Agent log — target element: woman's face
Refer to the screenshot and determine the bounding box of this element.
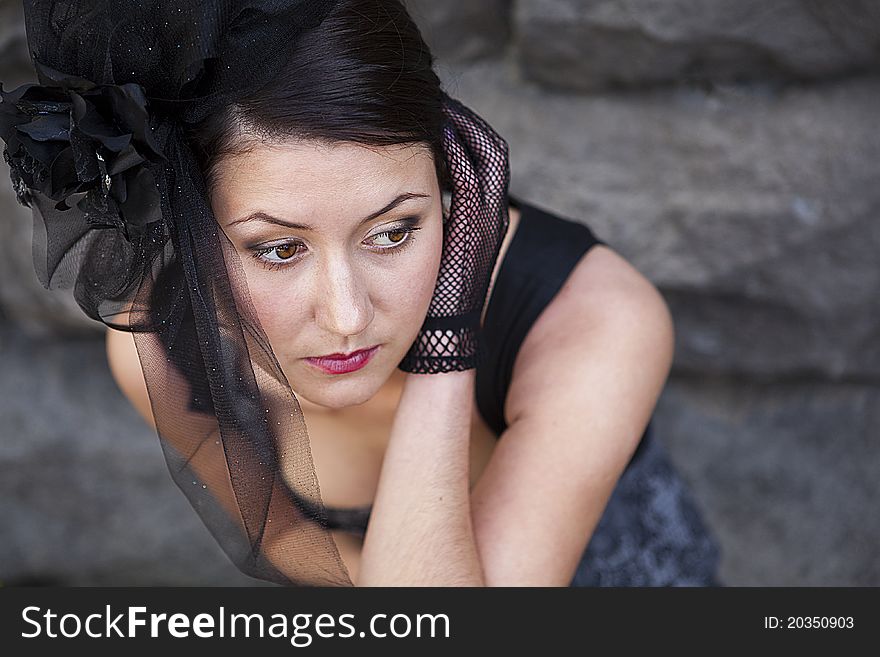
[210,139,443,411]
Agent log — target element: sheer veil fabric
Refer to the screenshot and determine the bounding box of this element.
[0,0,510,585]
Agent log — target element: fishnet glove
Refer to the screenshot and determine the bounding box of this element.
[398,94,510,374]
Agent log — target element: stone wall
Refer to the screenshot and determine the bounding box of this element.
[517,1,880,90]
[1,1,877,585]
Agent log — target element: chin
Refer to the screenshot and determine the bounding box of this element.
[293,372,383,411]
[321,390,372,410]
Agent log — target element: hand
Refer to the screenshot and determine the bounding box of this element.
[397,94,510,374]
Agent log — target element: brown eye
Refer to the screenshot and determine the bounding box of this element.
[250,241,306,270]
[274,244,300,259]
[370,227,419,249]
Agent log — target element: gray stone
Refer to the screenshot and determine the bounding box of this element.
[654,375,880,585]
[438,59,880,380]
[0,324,273,585]
[405,0,512,65]
[0,0,27,74]
[516,0,880,91]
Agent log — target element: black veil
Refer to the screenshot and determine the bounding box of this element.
[0,0,510,586]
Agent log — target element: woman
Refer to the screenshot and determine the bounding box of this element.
[5,0,721,585]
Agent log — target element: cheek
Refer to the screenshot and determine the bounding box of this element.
[242,274,308,346]
[395,219,444,321]
[379,247,440,325]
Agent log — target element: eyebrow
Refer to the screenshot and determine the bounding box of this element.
[226,192,432,231]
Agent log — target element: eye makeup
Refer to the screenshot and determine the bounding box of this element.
[246,215,424,271]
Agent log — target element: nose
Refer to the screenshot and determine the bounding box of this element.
[313,255,374,338]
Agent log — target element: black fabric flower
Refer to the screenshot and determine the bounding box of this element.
[0,61,166,242]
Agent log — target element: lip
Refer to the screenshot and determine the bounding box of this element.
[305,345,380,375]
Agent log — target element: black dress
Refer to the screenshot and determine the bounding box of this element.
[314,194,723,586]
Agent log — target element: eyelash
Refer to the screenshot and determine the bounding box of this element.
[248,219,423,272]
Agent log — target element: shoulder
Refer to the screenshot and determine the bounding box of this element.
[503,242,675,428]
[105,326,157,429]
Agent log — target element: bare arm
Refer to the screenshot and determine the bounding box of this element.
[356,369,484,586]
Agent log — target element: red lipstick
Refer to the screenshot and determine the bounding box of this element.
[305,345,380,374]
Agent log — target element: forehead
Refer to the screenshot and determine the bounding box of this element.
[211,140,436,218]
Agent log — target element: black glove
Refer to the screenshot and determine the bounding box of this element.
[398,94,511,374]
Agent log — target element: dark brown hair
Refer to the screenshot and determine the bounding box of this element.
[185,0,452,199]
